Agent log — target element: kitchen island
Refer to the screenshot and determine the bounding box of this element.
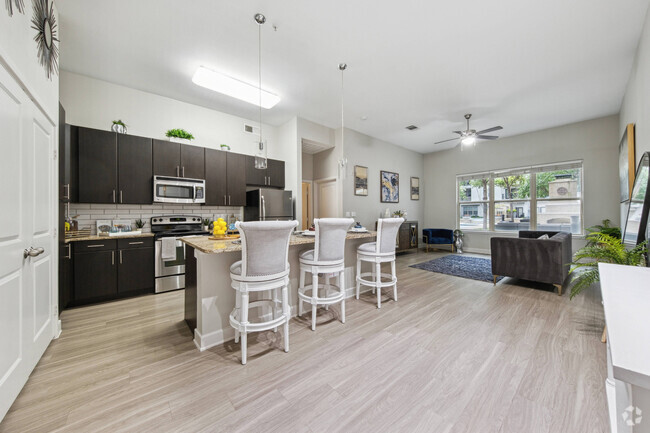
[182,231,376,351]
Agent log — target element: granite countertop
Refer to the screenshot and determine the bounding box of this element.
[64,233,154,243]
[182,231,377,254]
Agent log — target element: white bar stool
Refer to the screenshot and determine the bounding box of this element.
[298,218,354,331]
[229,220,298,365]
[355,218,404,308]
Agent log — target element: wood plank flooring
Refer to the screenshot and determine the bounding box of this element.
[0,250,608,432]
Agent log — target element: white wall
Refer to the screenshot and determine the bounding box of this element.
[423,115,620,253]
[341,128,424,231]
[302,152,314,180]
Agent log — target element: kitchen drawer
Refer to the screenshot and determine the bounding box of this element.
[74,240,117,252]
[118,237,154,249]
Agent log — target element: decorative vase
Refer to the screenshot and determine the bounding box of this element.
[169,136,191,145]
[111,123,127,134]
[454,229,464,254]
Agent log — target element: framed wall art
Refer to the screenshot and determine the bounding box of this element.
[411,177,420,200]
[619,123,636,203]
[380,170,399,203]
[354,165,368,196]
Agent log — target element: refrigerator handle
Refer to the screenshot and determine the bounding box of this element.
[261,195,266,220]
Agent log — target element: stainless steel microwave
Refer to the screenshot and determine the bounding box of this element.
[153,176,205,204]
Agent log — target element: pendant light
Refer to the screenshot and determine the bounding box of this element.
[254,13,268,170]
[338,63,348,179]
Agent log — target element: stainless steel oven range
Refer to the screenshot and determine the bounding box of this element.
[152,215,208,293]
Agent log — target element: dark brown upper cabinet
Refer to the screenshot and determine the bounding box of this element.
[153,139,204,179]
[78,127,118,203]
[118,134,152,204]
[205,150,246,206]
[245,156,285,189]
[77,126,152,204]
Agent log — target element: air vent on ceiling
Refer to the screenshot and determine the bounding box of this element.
[244,124,260,136]
[405,125,418,131]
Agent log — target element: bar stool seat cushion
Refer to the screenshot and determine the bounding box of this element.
[230,261,242,276]
[358,242,376,253]
[299,249,314,261]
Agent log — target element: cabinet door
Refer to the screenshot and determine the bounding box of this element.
[78,127,117,203]
[246,155,266,186]
[118,134,152,204]
[153,139,181,177]
[118,247,154,293]
[267,159,285,188]
[74,250,117,301]
[59,243,73,311]
[397,224,410,251]
[226,152,247,206]
[204,148,227,206]
[180,144,205,179]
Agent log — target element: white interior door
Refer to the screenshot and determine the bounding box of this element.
[316,179,340,218]
[0,63,56,420]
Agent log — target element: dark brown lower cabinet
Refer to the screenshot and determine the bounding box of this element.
[71,238,154,306]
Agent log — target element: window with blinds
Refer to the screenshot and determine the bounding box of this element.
[456,161,583,234]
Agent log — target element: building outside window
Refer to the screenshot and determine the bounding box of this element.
[457,161,583,234]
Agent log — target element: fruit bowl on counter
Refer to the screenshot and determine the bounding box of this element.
[210,217,239,240]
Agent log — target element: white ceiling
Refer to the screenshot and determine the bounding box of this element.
[57,0,650,153]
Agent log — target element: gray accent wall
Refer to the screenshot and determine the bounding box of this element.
[422,115,620,253]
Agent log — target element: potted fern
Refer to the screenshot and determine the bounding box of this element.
[568,232,647,299]
[166,128,194,144]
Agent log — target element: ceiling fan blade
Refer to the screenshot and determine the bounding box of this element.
[475,126,503,134]
[434,137,461,144]
[476,135,499,140]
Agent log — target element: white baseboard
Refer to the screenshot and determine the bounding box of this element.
[54,319,62,339]
[463,247,491,255]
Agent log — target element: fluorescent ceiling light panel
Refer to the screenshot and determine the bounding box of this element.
[192,66,280,109]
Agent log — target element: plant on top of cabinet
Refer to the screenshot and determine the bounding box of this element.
[111,120,127,134]
[166,128,194,144]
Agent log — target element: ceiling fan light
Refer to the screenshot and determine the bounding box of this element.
[461,136,476,146]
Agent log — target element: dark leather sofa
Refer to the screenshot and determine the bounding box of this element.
[490,231,572,295]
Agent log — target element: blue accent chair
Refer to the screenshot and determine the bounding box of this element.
[422,228,454,252]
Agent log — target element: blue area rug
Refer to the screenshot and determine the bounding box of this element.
[410,255,503,283]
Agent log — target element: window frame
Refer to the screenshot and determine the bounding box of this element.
[456,161,584,235]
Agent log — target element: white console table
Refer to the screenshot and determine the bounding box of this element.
[600,263,650,433]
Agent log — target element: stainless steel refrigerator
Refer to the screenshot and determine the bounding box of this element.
[244,189,294,221]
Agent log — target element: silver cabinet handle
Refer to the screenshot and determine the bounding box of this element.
[128,241,144,245]
[112,251,115,265]
[176,166,180,177]
[120,190,123,203]
[182,166,185,177]
[23,247,44,259]
[119,250,123,264]
[229,195,231,205]
[87,244,104,248]
[113,190,116,203]
[63,184,70,200]
[268,176,271,185]
[65,243,71,259]
[224,195,227,205]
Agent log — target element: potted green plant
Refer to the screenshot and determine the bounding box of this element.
[567,232,647,299]
[166,128,194,144]
[134,219,145,230]
[202,218,211,232]
[111,120,127,134]
[392,210,407,219]
[585,219,621,245]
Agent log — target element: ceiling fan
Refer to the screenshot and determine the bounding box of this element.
[434,114,503,146]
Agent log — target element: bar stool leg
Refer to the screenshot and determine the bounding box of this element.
[273,287,278,332]
[282,285,289,352]
[391,259,397,302]
[325,274,330,311]
[371,264,376,295]
[311,272,319,331]
[298,268,305,317]
[356,257,361,300]
[339,270,345,324]
[376,262,382,309]
[234,291,241,344]
[241,292,249,365]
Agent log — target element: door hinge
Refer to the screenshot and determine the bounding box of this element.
[53,228,57,237]
[53,149,57,160]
